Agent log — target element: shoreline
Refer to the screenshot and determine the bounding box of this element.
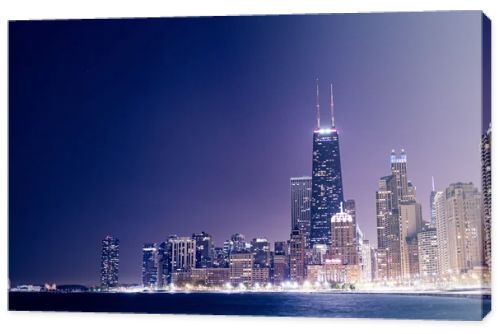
[9,288,491,300]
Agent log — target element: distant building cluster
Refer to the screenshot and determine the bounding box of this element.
[374,151,488,285]
[98,83,491,291]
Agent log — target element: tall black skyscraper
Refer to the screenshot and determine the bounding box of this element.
[290,176,312,244]
[192,231,214,268]
[142,243,159,288]
[100,236,119,289]
[310,81,344,246]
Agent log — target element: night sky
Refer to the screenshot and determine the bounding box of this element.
[9,12,483,285]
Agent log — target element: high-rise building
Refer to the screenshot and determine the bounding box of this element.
[289,229,306,282]
[435,191,452,276]
[375,175,401,280]
[390,149,410,202]
[251,238,271,268]
[229,251,253,285]
[330,202,358,265]
[377,150,424,281]
[417,228,439,279]
[360,240,373,282]
[399,201,423,278]
[157,241,171,286]
[445,183,483,272]
[430,177,438,227]
[271,253,288,284]
[481,124,491,269]
[170,237,196,272]
[212,247,228,268]
[406,235,420,278]
[142,243,159,288]
[310,81,344,247]
[290,176,312,245]
[192,231,214,268]
[100,236,119,289]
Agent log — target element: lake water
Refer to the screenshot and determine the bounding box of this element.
[9,291,491,320]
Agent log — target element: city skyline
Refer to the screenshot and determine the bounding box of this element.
[9,12,482,285]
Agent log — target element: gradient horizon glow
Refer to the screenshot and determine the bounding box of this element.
[9,12,483,285]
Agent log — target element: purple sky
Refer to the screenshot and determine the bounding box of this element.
[9,12,483,285]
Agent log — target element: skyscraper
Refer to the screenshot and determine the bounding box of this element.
[390,149,410,201]
[229,252,253,285]
[142,243,159,288]
[157,240,171,286]
[399,202,423,278]
[169,236,196,272]
[290,176,312,245]
[417,228,439,279]
[445,183,483,272]
[375,175,401,280]
[289,229,306,282]
[271,252,289,284]
[100,236,119,289]
[251,237,271,268]
[330,202,358,265]
[435,183,482,276]
[481,123,491,269]
[430,177,437,227]
[192,231,214,268]
[310,81,344,247]
[434,191,452,276]
[360,240,373,282]
[376,150,422,281]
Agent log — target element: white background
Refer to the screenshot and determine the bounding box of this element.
[0,0,498,333]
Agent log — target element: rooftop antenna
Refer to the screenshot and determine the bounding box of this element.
[330,83,335,128]
[316,78,321,128]
[432,176,435,192]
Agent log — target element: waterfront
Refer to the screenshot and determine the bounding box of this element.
[9,291,491,320]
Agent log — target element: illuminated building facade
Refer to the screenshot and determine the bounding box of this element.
[251,237,271,268]
[310,82,344,247]
[291,176,312,245]
[444,183,482,272]
[417,228,438,279]
[100,236,119,289]
[330,202,358,265]
[229,252,253,285]
[142,243,159,288]
[192,231,214,268]
[375,174,401,280]
[170,237,196,272]
[481,123,491,269]
[289,229,306,282]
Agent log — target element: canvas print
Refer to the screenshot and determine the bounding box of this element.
[8,11,491,320]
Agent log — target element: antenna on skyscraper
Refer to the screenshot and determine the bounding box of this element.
[432,176,435,192]
[316,78,321,128]
[330,83,335,128]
